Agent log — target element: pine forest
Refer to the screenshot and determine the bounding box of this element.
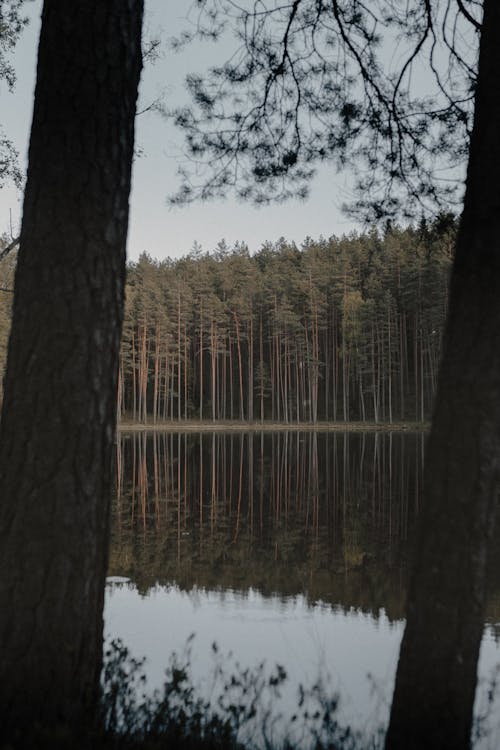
[0,218,455,424]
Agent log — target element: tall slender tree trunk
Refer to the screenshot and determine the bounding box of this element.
[413,314,419,421]
[387,4,500,747]
[399,313,405,421]
[211,319,216,422]
[153,323,160,423]
[117,358,123,421]
[228,334,234,420]
[233,311,244,421]
[248,310,254,422]
[140,322,147,422]
[0,2,143,741]
[132,328,137,421]
[332,309,338,421]
[295,339,300,423]
[199,306,204,421]
[184,322,188,420]
[177,293,182,421]
[259,314,264,421]
[163,348,170,420]
[387,303,393,424]
[371,325,379,422]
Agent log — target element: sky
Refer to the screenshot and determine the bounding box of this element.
[0,0,358,263]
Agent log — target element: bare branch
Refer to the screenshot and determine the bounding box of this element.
[0,235,19,262]
[168,0,479,220]
[456,0,482,31]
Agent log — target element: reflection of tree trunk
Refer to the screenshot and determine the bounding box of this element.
[0,3,143,739]
[249,434,254,536]
[163,433,169,517]
[177,433,181,561]
[233,434,244,542]
[199,434,203,530]
[139,432,148,531]
[387,5,500,747]
[211,432,216,533]
[116,433,123,529]
[153,433,160,527]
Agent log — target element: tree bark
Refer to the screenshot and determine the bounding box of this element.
[0,1,143,742]
[386,3,500,747]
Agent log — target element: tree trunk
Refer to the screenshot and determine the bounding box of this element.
[259,314,264,421]
[386,3,500,747]
[199,302,204,420]
[0,1,143,741]
[177,293,182,421]
[248,310,254,422]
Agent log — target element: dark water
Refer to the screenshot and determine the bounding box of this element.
[105,431,500,745]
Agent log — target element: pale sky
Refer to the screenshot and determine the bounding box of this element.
[0,1,359,261]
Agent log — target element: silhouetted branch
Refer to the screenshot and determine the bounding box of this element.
[0,235,19,262]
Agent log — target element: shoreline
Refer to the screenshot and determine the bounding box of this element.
[118,419,428,433]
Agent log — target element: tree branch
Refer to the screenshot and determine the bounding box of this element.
[0,235,19,262]
[456,0,482,31]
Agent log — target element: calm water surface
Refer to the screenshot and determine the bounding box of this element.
[105,431,500,745]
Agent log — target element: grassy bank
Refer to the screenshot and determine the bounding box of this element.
[117,419,428,433]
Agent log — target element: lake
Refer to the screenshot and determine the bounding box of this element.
[105,430,500,747]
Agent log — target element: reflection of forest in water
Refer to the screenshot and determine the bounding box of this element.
[110,431,500,628]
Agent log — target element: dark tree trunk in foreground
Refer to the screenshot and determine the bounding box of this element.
[0,1,143,743]
[386,3,500,748]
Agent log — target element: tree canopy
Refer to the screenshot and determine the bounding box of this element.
[0,0,28,188]
[170,0,481,221]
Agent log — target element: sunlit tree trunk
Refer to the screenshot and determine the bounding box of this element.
[177,293,182,421]
[332,309,338,421]
[248,310,254,422]
[117,358,123,421]
[153,323,160,423]
[131,328,137,421]
[163,346,169,420]
[387,303,393,424]
[387,4,500,747]
[228,333,234,419]
[233,311,244,420]
[259,314,264,421]
[0,1,143,740]
[199,302,204,421]
[140,322,148,423]
[399,313,405,421]
[211,318,216,422]
[184,322,188,420]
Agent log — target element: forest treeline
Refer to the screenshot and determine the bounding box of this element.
[0,217,455,422]
[119,218,454,424]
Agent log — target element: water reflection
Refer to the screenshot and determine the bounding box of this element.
[111,431,425,619]
[106,430,500,746]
